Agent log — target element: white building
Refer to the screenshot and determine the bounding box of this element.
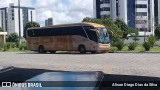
[0,3,36,37]
[0,7,8,32]
[93,0,156,36]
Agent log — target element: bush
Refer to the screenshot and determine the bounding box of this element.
[0,43,9,51]
[19,45,23,50]
[6,33,19,42]
[6,43,10,50]
[19,43,27,51]
[147,35,157,48]
[0,43,3,50]
[109,47,117,53]
[23,45,28,50]
[115,41,125,51]
[11,43,16,48]
[16,42,19,48]
[128,42,138,51]
[143,42,151,51]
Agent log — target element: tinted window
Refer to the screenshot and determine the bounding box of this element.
[85,26,98,42]
[27,26,87,38]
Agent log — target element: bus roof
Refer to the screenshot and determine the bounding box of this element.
[28,22,105,30]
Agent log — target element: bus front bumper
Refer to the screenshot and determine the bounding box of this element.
[98,44,110,52]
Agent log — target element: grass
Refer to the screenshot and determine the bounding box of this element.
[121,45,144,52]
[0,48,28,52]
[150,46,160,52]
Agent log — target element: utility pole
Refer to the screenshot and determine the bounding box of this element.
[18,0,21,45]
[31,11,33,23]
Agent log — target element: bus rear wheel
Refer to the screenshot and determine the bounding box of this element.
[91,51,97,54]
[78,45,86,54]
[50,51,56,54]
[38,45,46,53]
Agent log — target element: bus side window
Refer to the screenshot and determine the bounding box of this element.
[85,28,98,42]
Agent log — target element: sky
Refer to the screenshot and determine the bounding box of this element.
[0,0,94,26]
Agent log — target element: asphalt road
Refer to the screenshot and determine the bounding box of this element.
[0,52,160,78]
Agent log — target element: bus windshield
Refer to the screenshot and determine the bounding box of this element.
[96,27,110,44]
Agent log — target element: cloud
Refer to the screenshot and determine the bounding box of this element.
[0,0,33,7]
[35,0,93,26]
[0,0,93,26]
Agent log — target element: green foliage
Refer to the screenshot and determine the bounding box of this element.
[155,25,160,39]
[129,28,139,36]
[128,42,138,51]
[143,42,151,51]
[0,27,4,32]
[6,43,10,50]
[0,43,9,51]
[19,42,27,51]
[7,33,19,42]
[132,37,140,42]
[109,47,117,53]
[115,40,125,51]
[147,35,157,48]
[11,43,16,48]
[24,21,40,38]
[115,19,130,39]
[82,16,122,39]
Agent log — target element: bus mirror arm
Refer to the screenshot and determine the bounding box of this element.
[108,30,113,37]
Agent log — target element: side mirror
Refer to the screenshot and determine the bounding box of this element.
[108,30,113,37]
[96,30,100,36]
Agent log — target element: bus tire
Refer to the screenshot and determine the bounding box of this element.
[38,45,46,53]
[91,51,96,54]
[78,45,86,54]
[50,51,56,54]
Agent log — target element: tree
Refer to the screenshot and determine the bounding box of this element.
[7,33,19,42]
[0,27,3,32]
[155,25,160,39]
[115,19,130,40]
[129,28,140,42]
[23,21,40,38]
[147,35,157,48]
[82,16,122,39]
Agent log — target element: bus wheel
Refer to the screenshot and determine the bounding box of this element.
[38,45,45,53]
[78,45,86,54]
[50,51,56,54]
[91,51,96,54]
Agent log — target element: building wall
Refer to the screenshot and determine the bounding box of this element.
[127,0,136,28]
[0,3,36,37]
[110,0,117,21]
[118,0,128,24]
[45,18,53,26]
[0,8,8,32]
[93,0,97,18]
[158,0,160,25]
[0,10,2,28]
[0,32,7,43]
[0,35,3,42]
[94,0,156,36]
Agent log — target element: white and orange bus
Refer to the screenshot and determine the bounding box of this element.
[26,22,110,54]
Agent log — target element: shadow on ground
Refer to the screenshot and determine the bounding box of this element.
[0,68,159,90]
[17,51,106,55]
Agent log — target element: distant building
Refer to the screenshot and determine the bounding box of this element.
[45,20,48,26]
[93,0,157,36]
[0,3,36,37]
[45,18,53,26]
[0,32,7,43]
[0,7,8,33]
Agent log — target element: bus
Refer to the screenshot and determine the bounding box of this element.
[26,22,110,54]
